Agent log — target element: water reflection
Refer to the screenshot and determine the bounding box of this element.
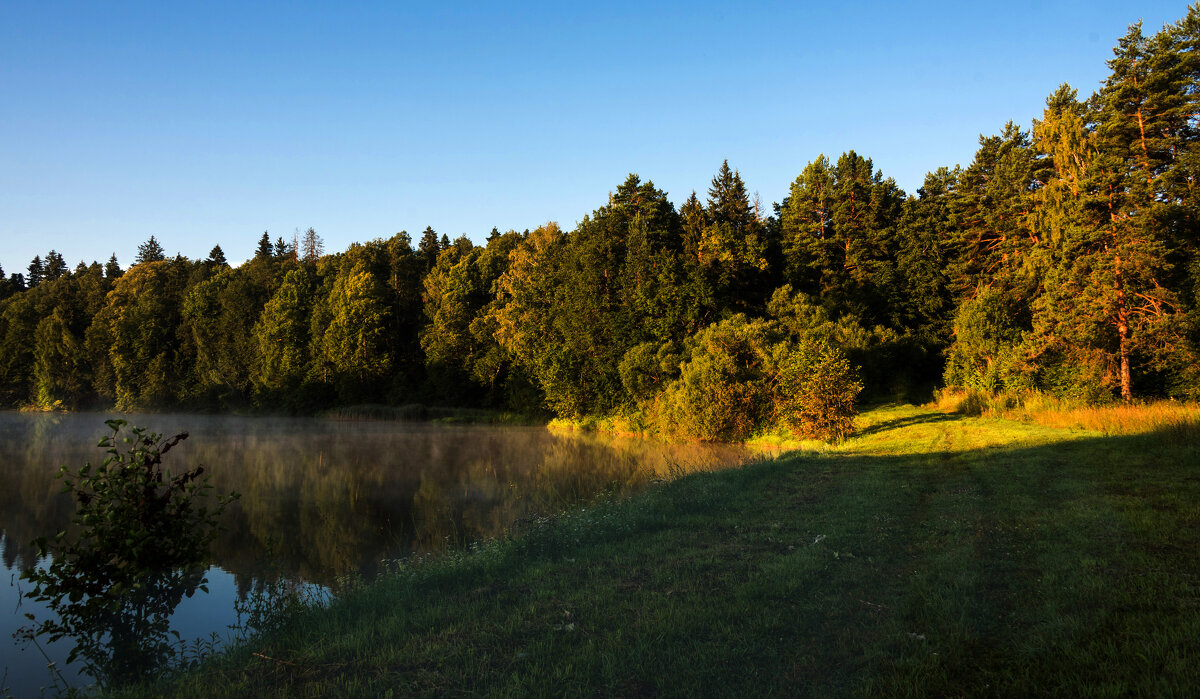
[1,412,764,692]
[2,414,762,585]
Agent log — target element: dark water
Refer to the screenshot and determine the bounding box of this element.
[0,412,764,695]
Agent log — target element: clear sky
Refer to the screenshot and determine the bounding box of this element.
[0,1,1190,273]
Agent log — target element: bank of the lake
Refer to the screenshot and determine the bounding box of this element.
[123,404,1200,696]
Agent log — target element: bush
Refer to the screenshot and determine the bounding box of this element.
[650,314,863,443]
[653,316,774,441]
[20,420,237,688]
[775,339,862,442]
[944,286,1031,392]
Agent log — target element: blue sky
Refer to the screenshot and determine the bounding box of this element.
[0,1,1190,273]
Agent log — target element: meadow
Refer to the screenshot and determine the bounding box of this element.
[105,401,1200,697]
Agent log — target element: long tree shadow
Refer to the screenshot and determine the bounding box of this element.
[853,409,961,438]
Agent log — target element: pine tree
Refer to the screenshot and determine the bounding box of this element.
[418,227,441,272]
[134,236,166,265]
[273,236,292,259]
[1023,21,1189,401]
[697,161,768,313]
[43,250,68,281]
[1064,20,1186,400]
[206,245,228,267]
[779,155,836,297]
[895,167,958,343]
[779,151,905,323]
[679,190,707,260]
[255,232,273,260]
[27,255,44,287]
[948,124,1038,298]
[105,254,123,279]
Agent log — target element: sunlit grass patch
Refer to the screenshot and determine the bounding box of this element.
[932,388,1200,436]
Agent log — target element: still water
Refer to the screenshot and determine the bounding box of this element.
[1,412,764,694]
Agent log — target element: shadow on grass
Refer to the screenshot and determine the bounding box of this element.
[853,409,960,438]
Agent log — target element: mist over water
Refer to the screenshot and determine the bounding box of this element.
[1,412,762,694]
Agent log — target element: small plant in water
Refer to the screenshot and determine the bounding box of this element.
[19,419,238,689]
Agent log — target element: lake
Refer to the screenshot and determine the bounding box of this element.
[0,412,764,694]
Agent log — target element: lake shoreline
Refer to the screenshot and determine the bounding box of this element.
[116,404,1200,696]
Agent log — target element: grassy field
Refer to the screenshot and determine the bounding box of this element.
[126,404,1199,697]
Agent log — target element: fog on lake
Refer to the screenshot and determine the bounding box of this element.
[1,412,765,694]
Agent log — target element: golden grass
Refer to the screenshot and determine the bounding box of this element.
[932,388,1200,436]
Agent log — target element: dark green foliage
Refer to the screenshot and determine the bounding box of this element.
[947,123,1038,298]
[0,293,38,405]
[696,161,769,313]
[20,420,236,688]
[182,265,273,408]
[778,151,905,325]
[95,259,194,409]
[105,254,123,279]
[252,267,316,406]
[255,232,273,260]
[206,245,228,268]
[417,226,442,272]
[43,250,68,281]
[944,286,1030,393]
[1,4,1198,426]
[273,235,292,260]
[135,236,167,265]
[650,313,862,442]
[33,309,88,409]
[27,255,44,287]
[655,315,777,440]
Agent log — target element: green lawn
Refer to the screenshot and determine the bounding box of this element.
[133,404,1200,696]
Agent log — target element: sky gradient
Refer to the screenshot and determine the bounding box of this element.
[1,1,1190,272]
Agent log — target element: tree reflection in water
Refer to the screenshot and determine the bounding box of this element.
[1,413,765,688]
[17,420,235,688]
[3,414,765,586]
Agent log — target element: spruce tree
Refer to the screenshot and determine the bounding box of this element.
[417,226,441,272]
[273,236,291,259]
[255,232,273,260]
[698,161,768,313]
[206,245,228,267]
[134,236,166,265]
[43,250,68,281]
[27,255,44,287]
[105,254,123,279]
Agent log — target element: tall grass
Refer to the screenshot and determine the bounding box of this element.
[932,388,1200,437]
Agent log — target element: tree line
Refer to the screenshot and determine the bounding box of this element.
[2,9,1198,439]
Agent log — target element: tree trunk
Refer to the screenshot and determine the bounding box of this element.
[1118,311,1132,402]
[1115,252,1133,402]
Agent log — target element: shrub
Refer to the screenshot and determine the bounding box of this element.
[20,420,237,688]
[654,316,774,441]
[774,339,862,442]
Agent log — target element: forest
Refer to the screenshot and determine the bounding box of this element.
[1,11,1198,442]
